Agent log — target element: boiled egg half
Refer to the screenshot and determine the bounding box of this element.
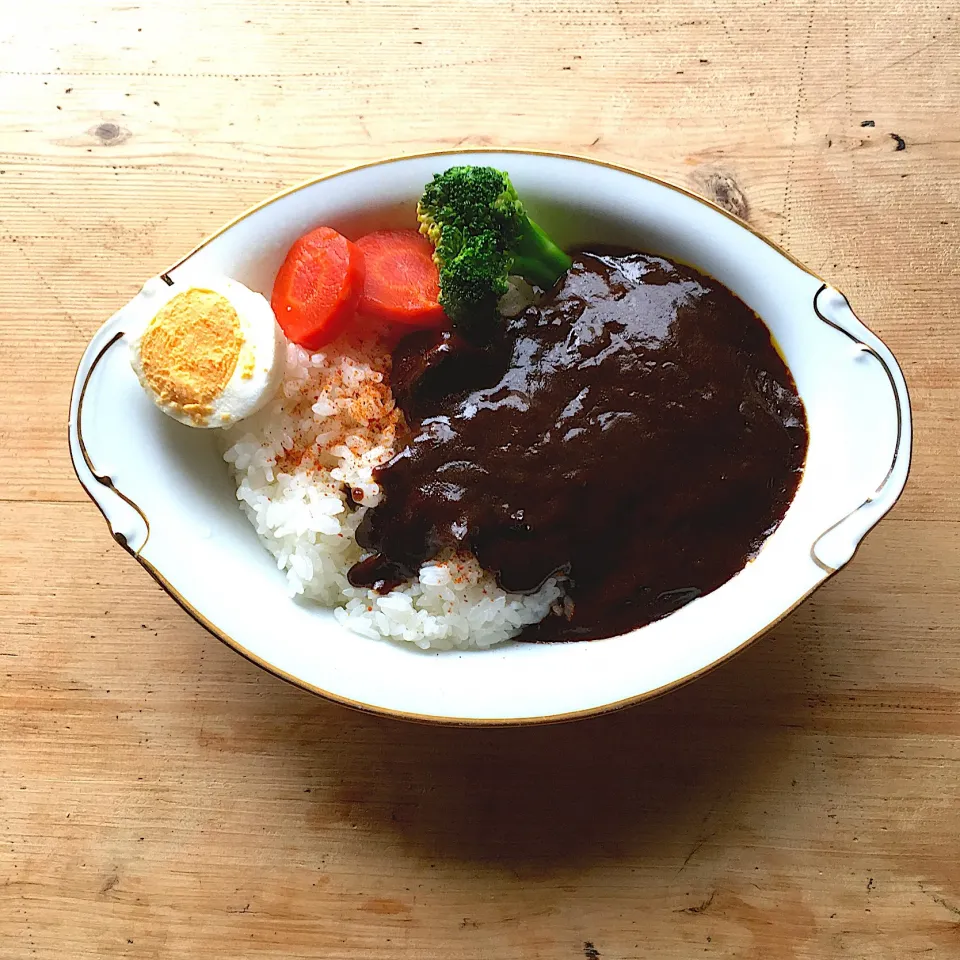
[128,274,285,428]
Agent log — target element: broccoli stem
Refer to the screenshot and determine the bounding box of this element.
[509,218,573,290]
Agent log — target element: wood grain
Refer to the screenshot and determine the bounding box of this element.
[1,1,958,957]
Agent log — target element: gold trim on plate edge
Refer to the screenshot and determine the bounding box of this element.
[162,146,828,282]
[70,148,910,727]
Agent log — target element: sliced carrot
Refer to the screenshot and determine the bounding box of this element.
[356,229,448,328]
[271,226,365,349]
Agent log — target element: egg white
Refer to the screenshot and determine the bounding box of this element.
[128,273,286,428]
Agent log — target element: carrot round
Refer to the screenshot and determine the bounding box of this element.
[356,229,447,327]
[271,227,365,349]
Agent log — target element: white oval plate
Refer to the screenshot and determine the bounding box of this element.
[68,150,911,724]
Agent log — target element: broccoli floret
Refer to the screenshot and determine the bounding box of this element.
[436,233,509,341]
[417,165,572,336]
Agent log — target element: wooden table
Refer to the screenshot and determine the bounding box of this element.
[2,1,958,956]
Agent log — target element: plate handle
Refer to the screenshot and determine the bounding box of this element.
[68,312,150,555]
[809,285,912,572]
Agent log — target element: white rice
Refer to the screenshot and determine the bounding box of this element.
[223,313,562,651]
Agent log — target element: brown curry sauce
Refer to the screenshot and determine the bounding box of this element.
[348,251,808,641]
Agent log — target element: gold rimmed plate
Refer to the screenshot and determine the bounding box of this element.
[68,150,911,725]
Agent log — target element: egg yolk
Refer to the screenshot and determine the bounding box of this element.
[138,288,244,421]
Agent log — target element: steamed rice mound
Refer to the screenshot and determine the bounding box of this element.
[222,332,562,650]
